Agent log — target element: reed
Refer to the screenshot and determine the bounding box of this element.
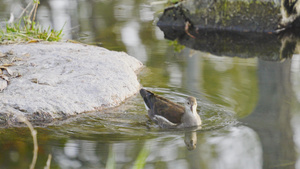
[18,115,52,169]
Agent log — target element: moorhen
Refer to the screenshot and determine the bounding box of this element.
[140,88,201,128]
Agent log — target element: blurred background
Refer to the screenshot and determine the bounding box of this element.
[1,0,300,168]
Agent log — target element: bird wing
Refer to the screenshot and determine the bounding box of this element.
[140,89,184,124]
[153,115,178,128]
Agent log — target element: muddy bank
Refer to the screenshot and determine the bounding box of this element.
[0,42,143,126]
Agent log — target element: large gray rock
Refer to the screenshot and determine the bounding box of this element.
[0,42,143,126]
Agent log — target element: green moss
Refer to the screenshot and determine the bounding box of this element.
[184,0,281,32]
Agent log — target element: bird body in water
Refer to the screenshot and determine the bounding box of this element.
[139,88,201,128]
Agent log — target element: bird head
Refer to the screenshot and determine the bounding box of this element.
[184,96,197,114]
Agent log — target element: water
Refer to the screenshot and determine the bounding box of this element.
[1,0,300,169]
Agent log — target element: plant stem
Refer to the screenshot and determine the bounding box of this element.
[18,116,38,169]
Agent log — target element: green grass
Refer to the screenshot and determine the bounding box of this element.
[132,144,150,169]
[0,0,64,44]
[169,39,185,52]
[168,0,183,4]
[105,143,150,169]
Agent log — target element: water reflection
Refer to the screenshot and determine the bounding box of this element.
[158,23,300,61]
[156,3,300,168]
[1,0,300,169]
[184,131,197,150]
[242,59,296,169]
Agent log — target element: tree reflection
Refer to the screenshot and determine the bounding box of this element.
[242,58,296,168]
[0,0,299,168]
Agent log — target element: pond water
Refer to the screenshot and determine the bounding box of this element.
[1,0,300,169]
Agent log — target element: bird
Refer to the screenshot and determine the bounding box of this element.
[139,88,202,128]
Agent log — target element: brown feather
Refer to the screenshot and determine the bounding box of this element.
[140,89,184,124]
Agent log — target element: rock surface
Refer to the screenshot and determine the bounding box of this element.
[157,1,300,61]
[0,42,143,126]
[157,1,282,34]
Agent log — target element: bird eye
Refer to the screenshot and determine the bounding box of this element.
[187,102,190,105]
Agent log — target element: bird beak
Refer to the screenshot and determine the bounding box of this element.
[190,105,193,112]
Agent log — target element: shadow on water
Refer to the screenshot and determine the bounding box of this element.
[158,13,300,61]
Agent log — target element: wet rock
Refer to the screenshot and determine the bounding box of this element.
[157,0,300,61]
[0,42,143,126]
[157,1,282,34]
[159,0,300,33]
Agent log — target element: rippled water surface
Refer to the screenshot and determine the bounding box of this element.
[1,0,300,169]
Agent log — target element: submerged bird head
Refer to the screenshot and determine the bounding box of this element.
[184,96,197,114]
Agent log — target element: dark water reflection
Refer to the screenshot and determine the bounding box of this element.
[1,0,300,169]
